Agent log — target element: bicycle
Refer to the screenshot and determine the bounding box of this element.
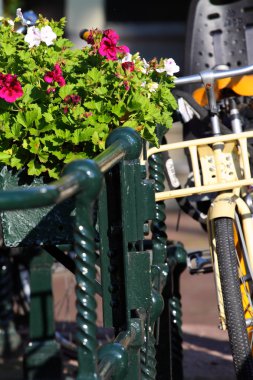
[142,63,253,379]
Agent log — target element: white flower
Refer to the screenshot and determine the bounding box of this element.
[121,53,132,63]
[0,16,14,27]
[24,25,57,48]
[8,20,14,27]
[24,26,41,48]
[140,58,150,74]
[16,8,27,25]
[147,82,159,93]
[156,58,180,76]
[40,25,57,46]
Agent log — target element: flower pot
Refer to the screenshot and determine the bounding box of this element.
[0,167,74,247]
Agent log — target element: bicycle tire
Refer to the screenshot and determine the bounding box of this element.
[214,217,253,379]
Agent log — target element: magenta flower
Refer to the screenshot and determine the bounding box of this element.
[98,29,130,61]
[63,94,81,114]
[117,45,130,55]
[103,29,119,44]
[122,62,135,72]
[46,87,56,94]
[44,64,66,87]
[123,81,130,91]
[84,111,93,118]
[98,37,118,60]
[86,31,95,45]
[64,94,81,105]
[0,73,23,103]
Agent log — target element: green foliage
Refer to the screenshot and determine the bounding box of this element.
[0,12,179,178]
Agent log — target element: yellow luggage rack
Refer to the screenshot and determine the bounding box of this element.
[143,130,253,202]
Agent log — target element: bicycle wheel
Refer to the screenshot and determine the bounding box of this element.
[214,216,253,379]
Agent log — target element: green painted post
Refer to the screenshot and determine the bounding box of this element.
[147,125,187,380]
[105,128,156,380]
[98,185,114,328]
[140,289,164,380]
[147,147,168,378]
[0,249,21,357]
[23,248,62,380]
[63,159,103,380]
[168,244,187,380]
[153,236,187,380]
[148,150,167,266]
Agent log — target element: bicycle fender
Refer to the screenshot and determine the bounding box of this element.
[209,193,236,220]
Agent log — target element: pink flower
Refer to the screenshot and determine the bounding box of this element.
[122,62,135,72]
[0,73,23,103]
[98,29,130,61]
[84,111,93,118]
[64,94,81,105]
[98,37,118,60]
[117,45,130,55]
[124,81,130,91]
[86,31,95,45]
[44,64,66,87]
[103,29,119,44]
[46,87,56,94]
[71,95,81,104]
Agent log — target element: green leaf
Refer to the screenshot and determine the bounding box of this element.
[27,160,46,176]
[122,119,138,128]
[87,67,101,82]
[10,156,23,170]
[1,43,16,56]
[11,123,22,139]
[59,85,74,100]
[127,94,143,111]
[16,113,28,128]
[98,114,112,124]
[0,152,11,160]
[92,131,99,145]
[111,102,126,117]
[17,108,42,129]
[21,84,34,104]
[47,167,60,179]
[63,151,87,163]
[38,151,49,163]
[94,87,107,96]
[28,138,40,154]
[51,150,66,160]
[43,112,54,123]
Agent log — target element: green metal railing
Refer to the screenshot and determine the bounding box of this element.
[0,127,186,380]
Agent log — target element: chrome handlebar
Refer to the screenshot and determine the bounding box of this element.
[174,64,253,86]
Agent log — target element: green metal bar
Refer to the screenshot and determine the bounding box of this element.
[0,128,142,212]
[63,159,103,380]
[140,289,164,380]
[98,342,128,380]
[0,174,77,210]
[95,141,126,172]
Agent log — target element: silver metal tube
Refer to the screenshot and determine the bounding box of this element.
[175,64,253,86]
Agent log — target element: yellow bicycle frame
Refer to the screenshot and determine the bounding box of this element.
[143,130,253,330]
